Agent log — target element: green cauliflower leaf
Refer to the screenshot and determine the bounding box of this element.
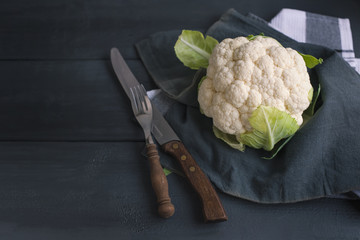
[174,30,218,70]
[239,106,300,151]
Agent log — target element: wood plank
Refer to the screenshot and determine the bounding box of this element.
[0,0,359,59]
[0,142,162,229]
[0,141,358,239]
[0,0,212,60]
[0,59,157,141]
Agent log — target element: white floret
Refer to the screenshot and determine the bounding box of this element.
[197,35,313,135]
[211,93,245,134]
[225,80,250,108]
[233,60,254,82]
[198,77,215,117]
[213,67,234,92]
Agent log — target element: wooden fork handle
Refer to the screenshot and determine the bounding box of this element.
[146,143,175,218]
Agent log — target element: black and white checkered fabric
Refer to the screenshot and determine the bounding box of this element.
[269,8,360,73]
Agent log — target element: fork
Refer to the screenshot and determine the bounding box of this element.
[130,85,175,218]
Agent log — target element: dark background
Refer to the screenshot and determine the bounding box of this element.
[0,0,359,239]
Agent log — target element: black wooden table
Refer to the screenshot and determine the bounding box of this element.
[1,0,360,239]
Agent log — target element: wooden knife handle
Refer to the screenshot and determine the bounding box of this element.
[146,143,175,218]
[163,140,227,222]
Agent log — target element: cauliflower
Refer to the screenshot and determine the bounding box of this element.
[198,36,313,136]
[174,30,322,153]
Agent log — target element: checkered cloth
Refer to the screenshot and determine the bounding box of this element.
[269,8,360,73]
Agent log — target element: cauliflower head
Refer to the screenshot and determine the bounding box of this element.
[198,36,313,136]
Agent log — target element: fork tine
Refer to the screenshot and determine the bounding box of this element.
[137,85,147,112]
[130,87,138,114]
[135,86,144,114]
[144,96,151,114]
[140,85,150,112]
[130,84,152,115]
[134,85,144,113]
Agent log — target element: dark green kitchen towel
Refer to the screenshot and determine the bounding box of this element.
[136,8,360,203]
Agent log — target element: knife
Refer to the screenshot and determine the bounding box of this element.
[110,48,227,222]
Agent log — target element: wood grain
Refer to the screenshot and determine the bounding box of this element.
[0,60,156,141]
[0,141,359,239]
[146,143,175,218]
[163,140,227,222]
[0,0,358,60]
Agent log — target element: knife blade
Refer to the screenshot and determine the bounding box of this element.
[110,48,227,222]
